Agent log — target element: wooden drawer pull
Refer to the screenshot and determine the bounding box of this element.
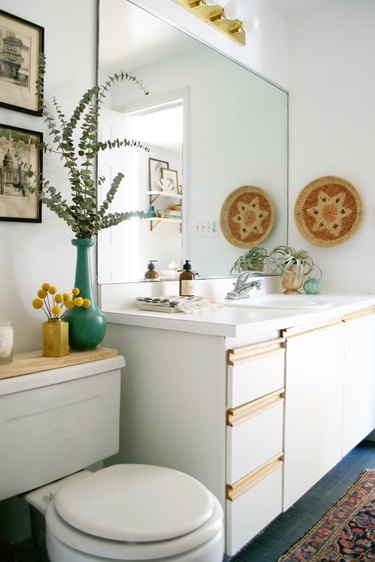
[227,338,285,366]
[227,389,284,427]
[283,319,342,339]
[343,307,375,322]
[226,453,283,501]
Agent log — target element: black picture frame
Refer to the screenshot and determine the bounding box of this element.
[0,10,44,115]
[0,123,42,223]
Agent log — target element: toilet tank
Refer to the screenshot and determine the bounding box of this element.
[0,355,124,501]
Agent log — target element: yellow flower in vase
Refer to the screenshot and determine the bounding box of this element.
[32,283,92,357]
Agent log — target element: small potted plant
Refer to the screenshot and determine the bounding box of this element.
[230,246,268,274]
[269,245,315,293]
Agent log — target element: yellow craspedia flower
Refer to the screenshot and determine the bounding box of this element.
[54,293,64,304]
[82,298,91,309]
[32,298,44,309]
[51,305,62,316]
[65,299,74,309]
[63,293,70,302]
[38,289,47,299]
[72,287,80,296]
[42,283,50,291]
[49,285,57,295]
[73,297,84,307]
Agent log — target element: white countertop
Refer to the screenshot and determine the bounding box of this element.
[104,294,375,338]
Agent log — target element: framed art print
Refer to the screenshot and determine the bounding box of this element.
[0,124,42,222]
[161,168,179,193]
[148,158,169,191]
[0,10,44,115]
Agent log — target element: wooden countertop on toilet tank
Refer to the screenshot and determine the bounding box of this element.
[0,347,118,380]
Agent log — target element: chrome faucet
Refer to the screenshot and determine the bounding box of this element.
[225,271,265,300]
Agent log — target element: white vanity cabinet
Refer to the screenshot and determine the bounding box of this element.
[103,293,375,557]
[342,308,375,455]
[283,320,345,510]
[225,338,285,555]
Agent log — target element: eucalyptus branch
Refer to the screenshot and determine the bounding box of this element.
[1,54,150,239]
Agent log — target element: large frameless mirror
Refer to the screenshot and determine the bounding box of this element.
[97,0,288,283]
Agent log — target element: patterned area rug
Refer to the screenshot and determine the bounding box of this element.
[278,469,375,561]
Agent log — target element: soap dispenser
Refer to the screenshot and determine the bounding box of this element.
[179,260,195,296]
[145,260,159,281]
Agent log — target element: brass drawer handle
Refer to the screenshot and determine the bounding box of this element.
[227,338,285,366]
[226,453,283,501]
[227,389,284,427]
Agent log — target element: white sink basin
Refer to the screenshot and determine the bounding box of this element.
[223,294,332,310]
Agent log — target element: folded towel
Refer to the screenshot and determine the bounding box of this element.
[172,297,212,313]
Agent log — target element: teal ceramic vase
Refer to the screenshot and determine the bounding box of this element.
[303,276,322,295]
[64,238,106,351]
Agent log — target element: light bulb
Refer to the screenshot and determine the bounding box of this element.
[223,0,240,19]
[242,15,259,32]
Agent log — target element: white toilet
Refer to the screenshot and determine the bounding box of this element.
[0,356,224,561]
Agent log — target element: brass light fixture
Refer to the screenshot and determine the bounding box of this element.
[172,0,258,47]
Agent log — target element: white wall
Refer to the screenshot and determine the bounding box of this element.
[288,0,375,293]
[0,0,96,545]
[0,0,96,352]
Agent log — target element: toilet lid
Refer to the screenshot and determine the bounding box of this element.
[54,464,214,542]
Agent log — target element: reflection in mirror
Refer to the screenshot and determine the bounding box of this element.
[97,0,288,283]
[98,96,183,283]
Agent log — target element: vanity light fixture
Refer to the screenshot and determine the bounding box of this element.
[172,0,259,47]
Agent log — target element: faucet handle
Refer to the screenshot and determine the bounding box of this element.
[234,270,263,288]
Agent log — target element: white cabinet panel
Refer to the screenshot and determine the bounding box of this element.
[226,460,283,556]
[283,321,345,510]
[227,392,284,483]
[227,342,285,408]
[343,309,375,455]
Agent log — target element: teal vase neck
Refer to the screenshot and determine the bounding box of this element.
[71,238,96,302]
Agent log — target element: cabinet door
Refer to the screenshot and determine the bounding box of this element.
[283,321,345,510]
[343,308,375,455]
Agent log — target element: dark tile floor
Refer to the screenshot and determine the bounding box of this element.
[13,439,375,562]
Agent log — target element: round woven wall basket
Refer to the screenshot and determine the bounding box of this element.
[294,176,362,247]
[220,185,275,248]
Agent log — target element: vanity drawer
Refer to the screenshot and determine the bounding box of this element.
[227,339,285,408]
[226,454,283,556]
[227,390,284,483]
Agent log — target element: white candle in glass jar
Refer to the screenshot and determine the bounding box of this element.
[0,323,13,363]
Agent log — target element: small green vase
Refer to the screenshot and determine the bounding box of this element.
[64,238,106,351]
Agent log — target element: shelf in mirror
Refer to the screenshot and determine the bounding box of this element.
[147,190,182,203]
[146,216,182,231]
